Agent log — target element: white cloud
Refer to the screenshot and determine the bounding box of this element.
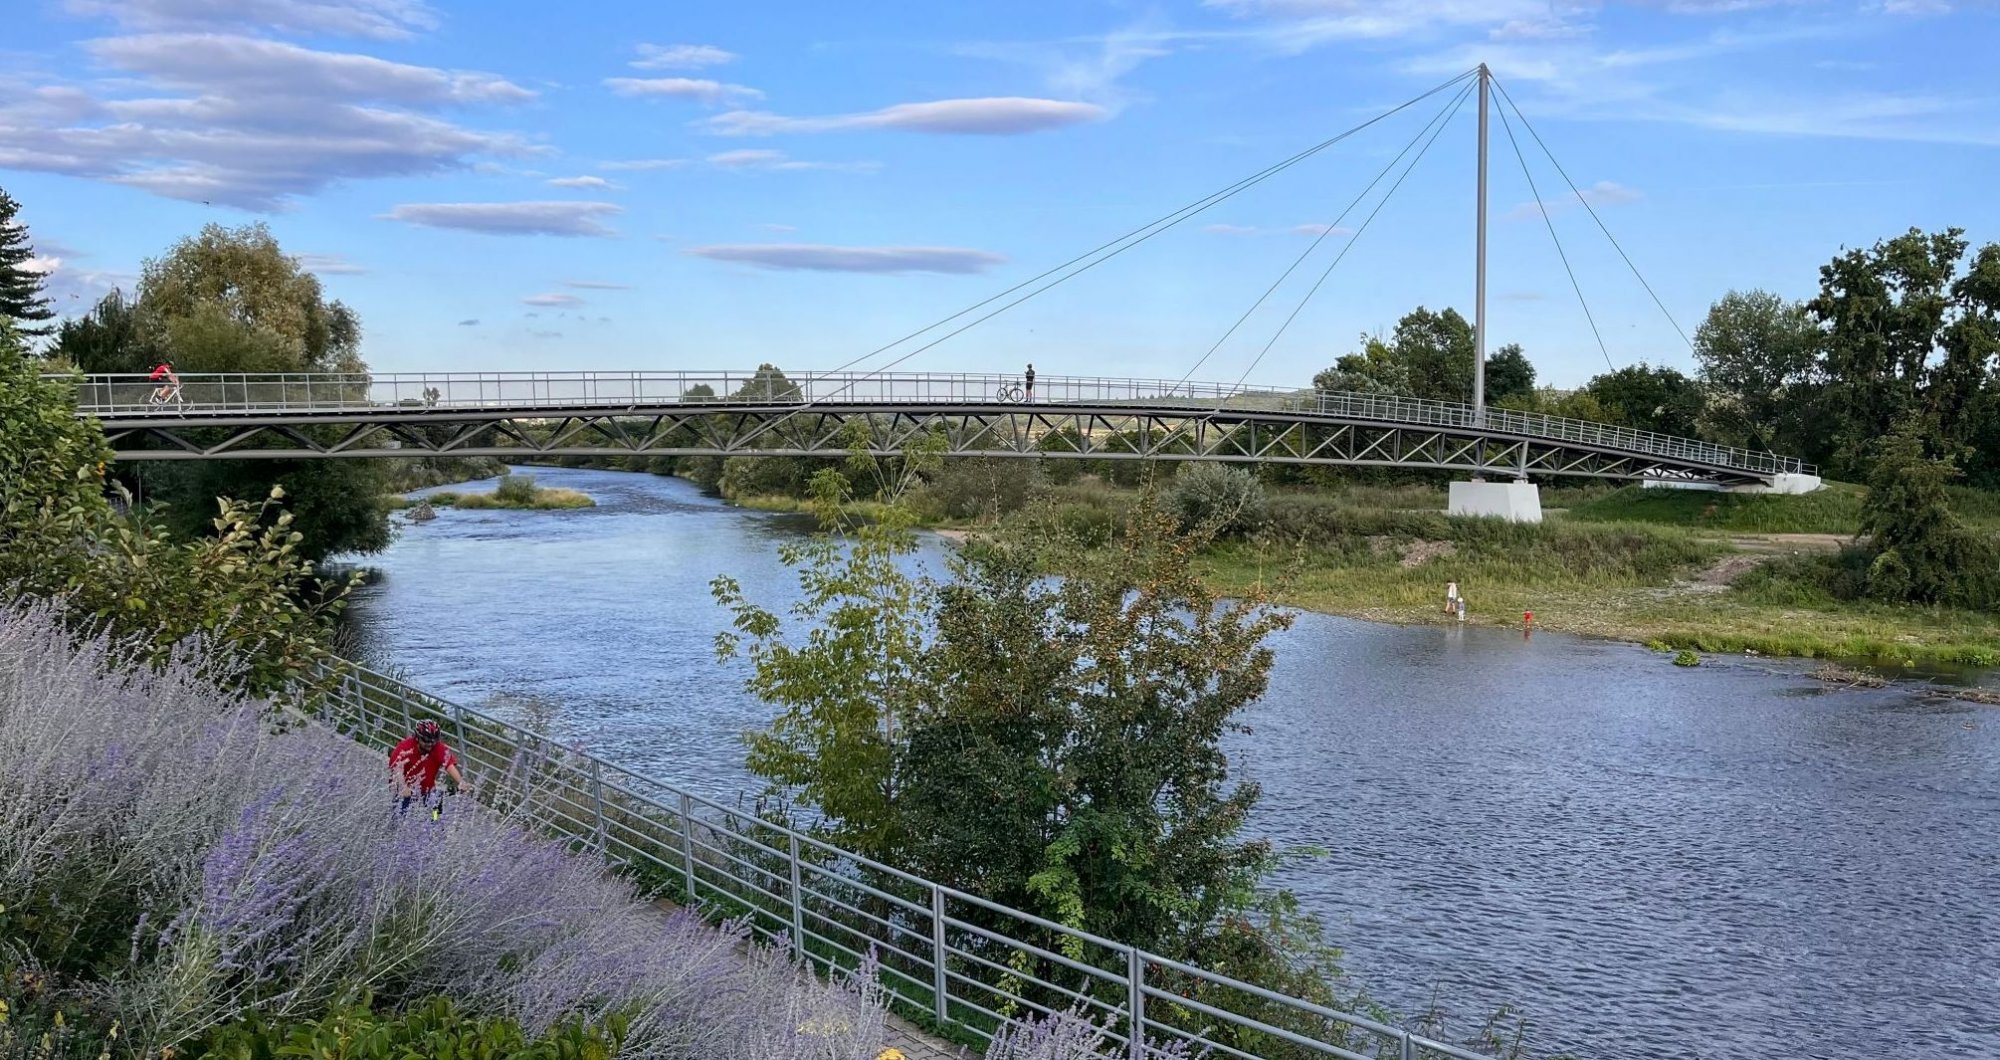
[605,77,762,105]
[704,149,880,172]
[1201,0,1559,51]
[1505,180,1642,220]
[686,244,1007,274]
[702,97,1107,136]
[599,158,686,171]
[65,0,440,40]
[0,34,536,209]
[90,34,534,105]
[382,201,624,237]
[297,252,366,274]
[563,279,629,289]
[631,43,735,69]
[547,175,618,189]
[1293,223,1355,236]
[16,251,130,305]
[457,318,479,325]
[522,292,583,306]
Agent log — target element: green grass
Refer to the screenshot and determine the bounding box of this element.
[1566,483,1866,534]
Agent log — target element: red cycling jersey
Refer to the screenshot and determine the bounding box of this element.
[390,736,458,795]
[149,364,175,381]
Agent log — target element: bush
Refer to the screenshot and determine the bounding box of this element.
[916,458,1044,521]
[494,472,537,504]
[0,603,888,1058]
[1168,463,1266,535]
[200,997,626,1060]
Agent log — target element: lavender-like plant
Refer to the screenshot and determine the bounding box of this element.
[0,601,888,1059]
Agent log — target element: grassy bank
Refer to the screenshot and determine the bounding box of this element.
[996,481,2000,667]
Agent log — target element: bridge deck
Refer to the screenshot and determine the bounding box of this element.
[69,370,1812,483]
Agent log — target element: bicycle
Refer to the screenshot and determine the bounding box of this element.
[996,382,1025,403]
[147,385,187,414]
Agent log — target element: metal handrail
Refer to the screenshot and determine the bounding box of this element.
[61,370,1812,476]
[313,663,1497,1060]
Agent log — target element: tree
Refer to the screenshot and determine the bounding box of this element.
[1692,289,1821,452]
[1484,343,1535,405]
[58,224,390,560]
[0,187,55,336]
[1808,228,2000,478]
[1579,364,1707,437]
[0,323,351,694]
[1312,308,1522,405]
[1857,429,1997,607]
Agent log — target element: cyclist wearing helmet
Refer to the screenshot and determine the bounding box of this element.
[391,719,465,816]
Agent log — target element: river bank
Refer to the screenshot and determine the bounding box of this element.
[512,461,2000,667]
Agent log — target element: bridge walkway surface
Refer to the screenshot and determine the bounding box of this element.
[71,370,1815,490]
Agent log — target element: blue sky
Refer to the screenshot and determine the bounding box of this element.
[3,0,1995,388]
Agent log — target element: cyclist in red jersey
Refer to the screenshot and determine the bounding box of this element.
[148,360,180,404]
[391,719,466,817]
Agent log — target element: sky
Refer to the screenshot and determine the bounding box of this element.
[3,0,1996,389]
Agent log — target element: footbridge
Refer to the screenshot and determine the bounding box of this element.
[74,370,1816,490]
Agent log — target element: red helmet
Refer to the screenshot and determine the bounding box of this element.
[414,720,443,742]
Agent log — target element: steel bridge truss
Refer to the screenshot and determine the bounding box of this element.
[98,403,1763,484]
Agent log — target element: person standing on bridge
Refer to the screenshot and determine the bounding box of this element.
[391,719,466,819]
[1024,362,1036,403]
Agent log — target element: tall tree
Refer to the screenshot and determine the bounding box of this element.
[1484,343,1536,405]
[1809,227,2000,477]
[1580,364,1707,437]
[1313,307,1503,404]
[79,224,388,560]
[1692,289,1822,453]
[0,187,55,336]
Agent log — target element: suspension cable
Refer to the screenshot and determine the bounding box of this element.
[1490,75,1695,352]
[1225,79,1475,395]
[1491,91,1615,373]
[1175,78,1474,392]
[727,69,1480,448]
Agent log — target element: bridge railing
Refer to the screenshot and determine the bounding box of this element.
[311,662,1499,1060]
[67,370,1811,476]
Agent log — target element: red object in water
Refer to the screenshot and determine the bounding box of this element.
[1523,610,1535,626]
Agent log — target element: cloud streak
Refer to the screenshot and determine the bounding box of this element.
[65,0,441,40]
[705,149,879,172]
[703,97,1107,136]
[606,77,763,105]
[547,175,618,189]
[296,252,366,274]
[381,201,624,236]
[631,43,736,69]
[686,243,1007,274]
[563,279,629,289]
[1504,180,1642,220]
[522,292,583,306]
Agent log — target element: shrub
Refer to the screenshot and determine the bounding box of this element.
[494,472,537,504]
[0,603,888,1059]
[200,997,627,1060]
[916,458,1044,521]
[1168,463,1266,535]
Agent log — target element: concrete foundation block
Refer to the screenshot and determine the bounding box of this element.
[1447,479,1543,523]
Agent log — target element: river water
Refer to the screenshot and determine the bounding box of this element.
[343,467,2000,1060]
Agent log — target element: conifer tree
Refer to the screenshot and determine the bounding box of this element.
[0,187,55,336]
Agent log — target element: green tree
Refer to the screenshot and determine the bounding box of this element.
[61,223,390,560]
[1692,289,1821,452]
[1313,337,1411,396]
[1579,364,1707,436]
[1857,429,1997,607]
[1484,343,1535,405]
[0,187,55,336]
[0,324,351,693]
[1809,228,2000,478]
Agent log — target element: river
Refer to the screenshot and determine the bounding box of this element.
[342,466,2000,1060]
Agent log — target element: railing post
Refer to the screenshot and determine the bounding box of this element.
[788,833,805,962]
[678,790,698,901]
[1400,1030,1416,1060]
[589,759,607,854]
[930,884,949,1025]
[1127,947,1146,1059]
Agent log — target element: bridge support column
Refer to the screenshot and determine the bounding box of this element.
[1448,478,1542,523]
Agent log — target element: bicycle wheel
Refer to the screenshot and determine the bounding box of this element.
[996,384,1021,402]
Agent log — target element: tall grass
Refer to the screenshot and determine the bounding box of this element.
[0,602,884,1059]
[1565,484,1866,535]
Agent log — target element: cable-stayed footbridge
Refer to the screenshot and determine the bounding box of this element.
[66,66,1821,517]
